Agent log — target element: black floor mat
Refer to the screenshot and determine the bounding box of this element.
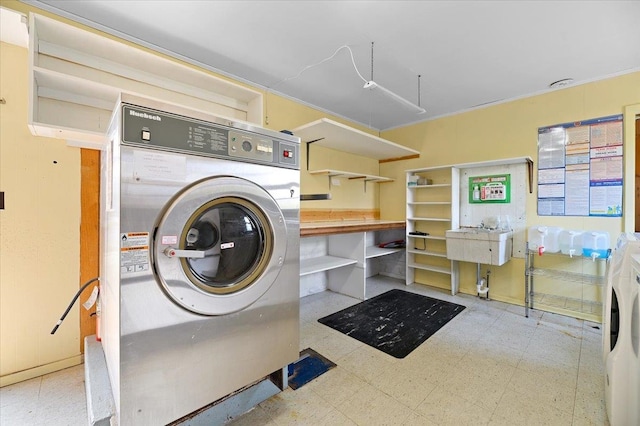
[287,348,336,390]
[318,289,466,358]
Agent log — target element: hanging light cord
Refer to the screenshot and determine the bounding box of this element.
[265,42,425,121]
[265,44,369,124]
[269,45,368,90]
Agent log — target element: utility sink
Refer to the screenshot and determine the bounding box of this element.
[445,228,513,266]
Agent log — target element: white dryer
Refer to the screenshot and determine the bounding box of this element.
[100,94,300,425]
[603,232,640,426]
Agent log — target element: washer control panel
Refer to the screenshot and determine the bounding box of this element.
[121,104,299,169]
[228,130,273,162]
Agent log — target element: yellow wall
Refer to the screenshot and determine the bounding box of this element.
[380,72,640,306]
[0,41,82,385]
[264,92,381,211]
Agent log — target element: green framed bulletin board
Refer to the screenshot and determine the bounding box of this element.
[469,174,511,204]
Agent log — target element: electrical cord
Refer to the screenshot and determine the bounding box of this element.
[50,277,99,335]
[270,44,368,90]
[263,42,424,126]
[265,44,368,125]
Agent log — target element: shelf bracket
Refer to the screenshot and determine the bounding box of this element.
[327,172,343,190]
[363,178,378,193]
[305,138,324,171]
[526,158,534,194]
[347,176,368,192]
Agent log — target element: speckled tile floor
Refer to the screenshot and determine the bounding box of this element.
[1,276,608,425]
[0,363,87,426]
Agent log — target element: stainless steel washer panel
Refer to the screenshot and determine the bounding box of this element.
[117,146,300,424]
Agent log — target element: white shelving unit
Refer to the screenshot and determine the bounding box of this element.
[300,256,358,276]
[407,262,452,275]
[407,217,452,222]
[406,234,448,259]
[294,119,415,297]
[28,13,263,149]
[366,245,403,259]
[300,228,405,300]
[405,166,460,294]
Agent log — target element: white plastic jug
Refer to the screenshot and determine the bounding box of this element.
[528,226,547,253]
[582,231,610,260]
[544,227,563,253]
[559,230,583,257]
[528,226,562,255]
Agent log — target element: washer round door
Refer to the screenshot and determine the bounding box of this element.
[152,176,288,315]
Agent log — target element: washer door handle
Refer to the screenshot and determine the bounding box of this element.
[164,248,205,258]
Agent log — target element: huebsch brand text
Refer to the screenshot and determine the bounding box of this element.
[129,109,162,121]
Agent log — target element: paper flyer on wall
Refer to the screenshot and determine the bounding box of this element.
[537,114,623,217]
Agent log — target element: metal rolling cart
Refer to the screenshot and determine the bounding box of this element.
[525,242,609,321]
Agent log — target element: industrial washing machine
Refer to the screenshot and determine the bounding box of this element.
[99,94,300,425]
[602,232,640,426]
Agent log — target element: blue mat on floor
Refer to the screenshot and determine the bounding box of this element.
[287,348,336,390]
[318,289,466,358]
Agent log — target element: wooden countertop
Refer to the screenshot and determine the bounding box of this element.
[300,220,405,237]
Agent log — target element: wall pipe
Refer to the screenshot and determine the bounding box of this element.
[476,263,490,299]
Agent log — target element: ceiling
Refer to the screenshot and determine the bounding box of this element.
[14,1,640,130]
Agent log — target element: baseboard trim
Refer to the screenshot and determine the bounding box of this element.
[0,355,83,387]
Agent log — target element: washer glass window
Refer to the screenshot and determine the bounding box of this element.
[181,197,273,294]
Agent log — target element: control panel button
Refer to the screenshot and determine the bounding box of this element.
[242,140,252,152]
[278,143,297,167]
[141,130,151,141]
